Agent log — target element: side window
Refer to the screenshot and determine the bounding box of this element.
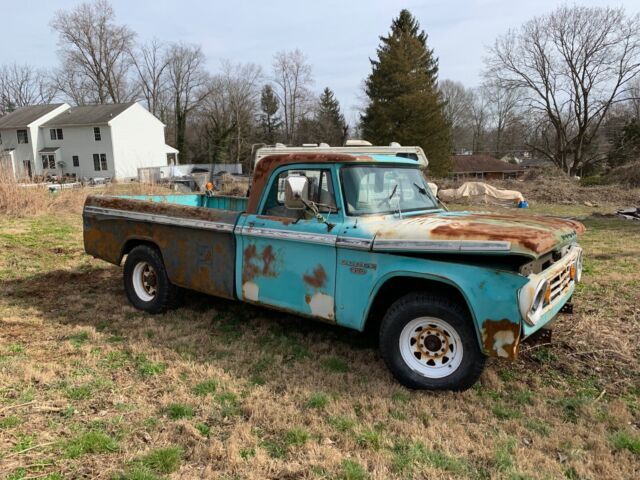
[262,169,336,217]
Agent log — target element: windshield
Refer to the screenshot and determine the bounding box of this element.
[340,165,439,216]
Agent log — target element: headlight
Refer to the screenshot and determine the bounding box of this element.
[519,278,549,326]
[575,252,583,283]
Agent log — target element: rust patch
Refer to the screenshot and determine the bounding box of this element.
[247,153,373,213]
[85,195,240,224]
[305,294,311,304]
[303,265,327,288]
[481,319,521,359]
[431,221,558,254]
[242,243,277,283]
[256,215,296,226]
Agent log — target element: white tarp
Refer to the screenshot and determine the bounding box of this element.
[439,181,524,206]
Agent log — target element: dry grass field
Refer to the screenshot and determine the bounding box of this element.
[0,196,639,479]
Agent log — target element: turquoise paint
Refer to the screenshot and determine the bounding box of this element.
[335,246,528,335]
[121,194,247,212]
[116,158,576,355]
[236,164,343,320]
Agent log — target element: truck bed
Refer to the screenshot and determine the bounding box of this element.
[120,193,248,212]
[83,194,245,299]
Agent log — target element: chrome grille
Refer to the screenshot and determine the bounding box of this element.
[549,265,572,302]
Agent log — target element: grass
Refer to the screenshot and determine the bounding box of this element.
[163,403,194,420]
[322,356,349,373]
[64,431,119,458]
[307,392,329,409]
[193,379,218,396]
[340,459,368,480]
[0,206,639,478]
[610,431,640,455]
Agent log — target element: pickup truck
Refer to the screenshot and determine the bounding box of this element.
[83,153,585,390]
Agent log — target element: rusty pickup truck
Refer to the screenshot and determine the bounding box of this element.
[83,153,584,390]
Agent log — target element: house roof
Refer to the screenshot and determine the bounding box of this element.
[450,154,525,173]
[0,104,65,129]
[42,102,136,127]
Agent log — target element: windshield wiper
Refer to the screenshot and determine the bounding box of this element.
[413,182,427,195]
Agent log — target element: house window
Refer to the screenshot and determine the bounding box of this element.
[93,153,108,171]
[41,154,55,169]
[17,130,28,144]
[94,127,101,141]
[49,128,63,140]
[72,155,79,167]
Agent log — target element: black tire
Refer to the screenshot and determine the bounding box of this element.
[123,245,176,314]
[379,292,486,391]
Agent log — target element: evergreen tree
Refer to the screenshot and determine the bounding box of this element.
[361,9,452,176]
[608,119,640,168]
[260,84,282,144]
[316,87,348,145]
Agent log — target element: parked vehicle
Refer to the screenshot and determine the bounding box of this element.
[83,152,584,390]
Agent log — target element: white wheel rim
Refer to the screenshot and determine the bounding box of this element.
[399,317,464,379]
[132,261,157,302]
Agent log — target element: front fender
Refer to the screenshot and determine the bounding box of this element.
[334,249,529,358]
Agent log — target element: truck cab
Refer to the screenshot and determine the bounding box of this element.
[83,152,584,391]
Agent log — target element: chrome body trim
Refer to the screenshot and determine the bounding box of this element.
[372,239,512,252]
[240,226,336,245]
[83,206,235,233]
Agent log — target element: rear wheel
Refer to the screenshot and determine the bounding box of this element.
[123,245,176,313]
[379,292,486,391]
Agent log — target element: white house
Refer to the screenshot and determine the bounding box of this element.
[0,102,178,181]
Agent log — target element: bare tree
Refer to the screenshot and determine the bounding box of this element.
[130,39,169,118]
[272,49,314,144]
[440,79,473,129]
[0,64,57,114]
[486,5,640,174]
[51,0,136,104]
[165,42,208,162]
[199,61,262,165]
[469,88,488,153]
[482,80,522,157]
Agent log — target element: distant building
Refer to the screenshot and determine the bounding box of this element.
[0,102,177,181]
[449,154,525,181]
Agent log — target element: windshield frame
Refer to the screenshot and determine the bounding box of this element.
[338,163,440,217]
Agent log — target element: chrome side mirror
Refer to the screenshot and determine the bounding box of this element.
[284,175,309,210]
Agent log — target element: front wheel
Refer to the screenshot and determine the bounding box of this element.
[379,292,486,391]
[123,245,176,314]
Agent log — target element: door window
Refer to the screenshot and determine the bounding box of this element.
[262,168,336,218]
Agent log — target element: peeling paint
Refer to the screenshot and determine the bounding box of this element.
[308,292,334,319]
[481,319,521,359]
[242,281,259,301]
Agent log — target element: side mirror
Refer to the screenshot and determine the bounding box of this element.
[284,175,309,210]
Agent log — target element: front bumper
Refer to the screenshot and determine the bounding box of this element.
[519,245,582,338]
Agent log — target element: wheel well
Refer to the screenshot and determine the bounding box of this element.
[120,239,162,265]
[364,276,474,336]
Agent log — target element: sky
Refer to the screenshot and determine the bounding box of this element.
[2,0,639,124]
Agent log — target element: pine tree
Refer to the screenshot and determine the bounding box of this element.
[260,84,282,144]
[361,9,452,176]
[316,87,348,146]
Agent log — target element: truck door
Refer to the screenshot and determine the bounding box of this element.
[237,165,340,322]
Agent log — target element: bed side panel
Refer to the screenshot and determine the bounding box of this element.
[83,195,240,299]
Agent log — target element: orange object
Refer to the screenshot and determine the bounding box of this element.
[206,182,213,191]
[570,264,576,280]
[544,283,552,305]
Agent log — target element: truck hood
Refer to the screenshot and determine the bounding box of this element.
[369,211,585,258]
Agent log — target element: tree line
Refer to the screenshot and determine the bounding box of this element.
[1,1,639,177]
